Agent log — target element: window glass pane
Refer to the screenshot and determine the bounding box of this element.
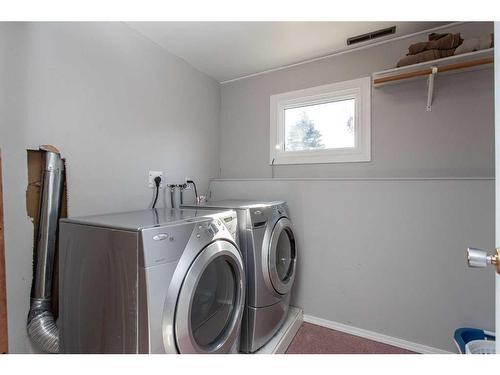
[284,98,355,151]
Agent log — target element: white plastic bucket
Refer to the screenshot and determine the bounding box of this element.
[465,339,496,354]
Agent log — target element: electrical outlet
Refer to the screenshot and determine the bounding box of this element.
[148,171,163,188]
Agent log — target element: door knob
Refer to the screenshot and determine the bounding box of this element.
[466,247,500,273]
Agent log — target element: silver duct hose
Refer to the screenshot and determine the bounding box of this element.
[27,148,64,353]
[27,299,59,353]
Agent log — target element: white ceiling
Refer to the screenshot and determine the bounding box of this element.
[126,22,451,83]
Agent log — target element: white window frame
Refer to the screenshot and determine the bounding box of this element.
[269,77,371,165]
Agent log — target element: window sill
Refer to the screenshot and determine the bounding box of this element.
[271,148,371,165]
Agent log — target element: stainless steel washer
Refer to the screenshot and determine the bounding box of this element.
[182,200,297,353]
[58,208,244,354]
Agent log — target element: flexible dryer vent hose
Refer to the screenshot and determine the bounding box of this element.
[27,299,59,353]
[27,146,64,353]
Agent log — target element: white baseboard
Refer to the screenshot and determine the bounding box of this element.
[303,314,453,354]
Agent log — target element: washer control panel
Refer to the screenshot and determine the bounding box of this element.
[272,203,288,217]
[249,206,271,225]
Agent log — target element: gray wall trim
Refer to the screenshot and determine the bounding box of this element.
[211,177,495,182]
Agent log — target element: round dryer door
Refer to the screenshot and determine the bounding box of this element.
[267,217,297,295]
[174,240,245,353]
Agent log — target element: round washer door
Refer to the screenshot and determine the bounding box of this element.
[174,240,245,353]
[267,217,297,295]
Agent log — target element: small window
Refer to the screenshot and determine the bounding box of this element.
[270,77,371,165]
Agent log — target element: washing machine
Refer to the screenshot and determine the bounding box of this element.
[182,200,297,353]
[58,208,245,354]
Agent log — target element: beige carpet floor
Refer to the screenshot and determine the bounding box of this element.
[286,322,416,354]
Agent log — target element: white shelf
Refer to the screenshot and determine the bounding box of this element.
[372,48,494,87]
[372,48,493,111]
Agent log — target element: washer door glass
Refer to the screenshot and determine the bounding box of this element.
[268,218,297,295]
[276,229,293,282]
[190,256,236,348]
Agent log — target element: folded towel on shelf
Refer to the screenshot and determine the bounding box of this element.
[428,32,449,41]
[393,31,492,68]
[454,38,480,55]
[454,33,494,55]
[479,33,494,49]
[407,33,463,55]
[397,48,456,67]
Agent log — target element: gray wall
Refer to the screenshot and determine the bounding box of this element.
[217,22,495,352]
[0,21,495,354]
[0,22,220,353]
[210,178,495,352]
[220,22,494,178]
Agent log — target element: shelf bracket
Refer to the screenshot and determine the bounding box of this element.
[426,66,438,112]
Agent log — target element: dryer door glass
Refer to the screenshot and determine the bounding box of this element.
[190,256,235,347]
[174,240,245,353]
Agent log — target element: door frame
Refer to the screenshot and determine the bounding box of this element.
[494,22,499,354]
[0,150,8,353]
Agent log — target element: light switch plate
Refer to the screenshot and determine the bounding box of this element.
[148,171,163,188]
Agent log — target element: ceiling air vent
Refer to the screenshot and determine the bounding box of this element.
[346,26,396,46]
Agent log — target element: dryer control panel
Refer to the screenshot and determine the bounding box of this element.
[205,210,238,240]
